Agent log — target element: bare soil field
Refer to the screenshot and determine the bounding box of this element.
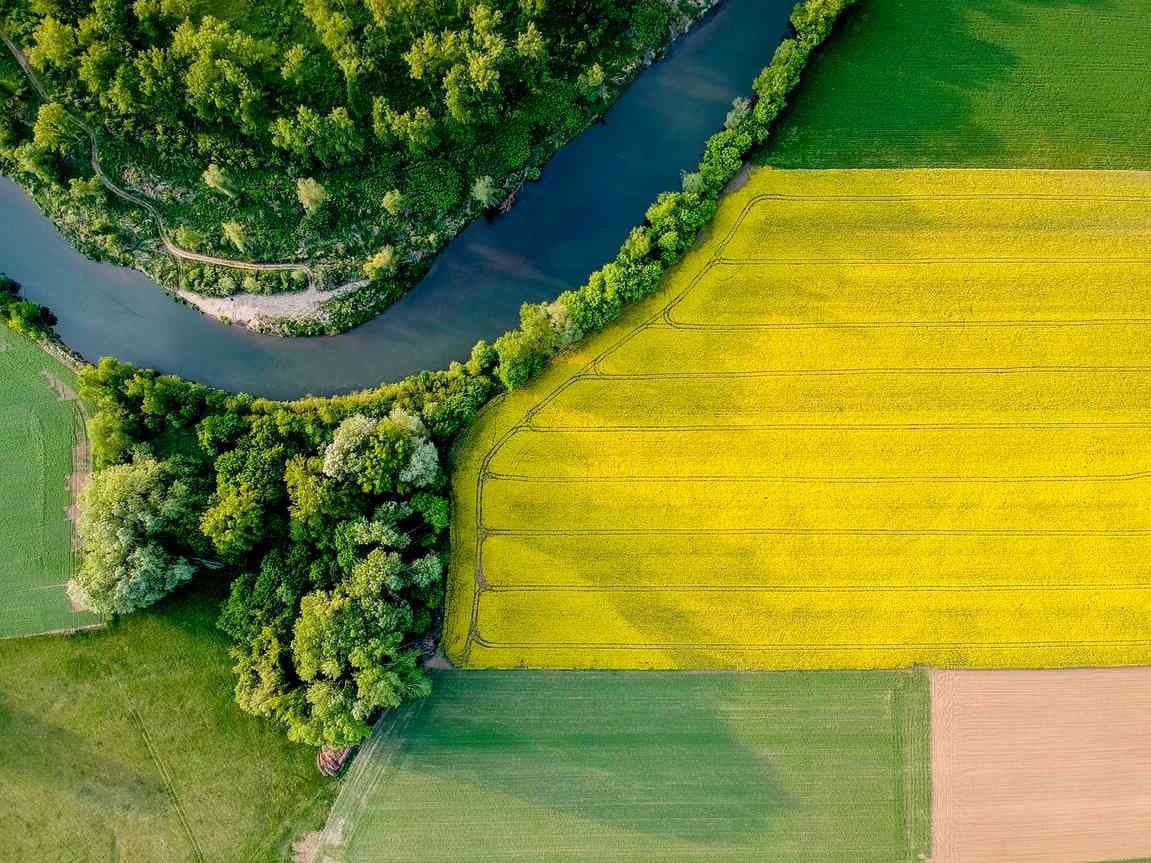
[931,668,1151,863]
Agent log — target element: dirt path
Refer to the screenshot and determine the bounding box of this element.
[2,33,361,326]
[931,668,1151,863]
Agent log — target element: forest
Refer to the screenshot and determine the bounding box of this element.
[63,0,854,750]
[1,0,712,325]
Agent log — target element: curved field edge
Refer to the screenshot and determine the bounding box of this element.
[444,165,1151,669]
[444,163,775,664]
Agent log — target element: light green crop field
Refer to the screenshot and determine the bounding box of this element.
[761,0,1151,168]
[310,670,930,863]
[446,166,1151,671]
[0,585,335,863]
[0,326,98,638]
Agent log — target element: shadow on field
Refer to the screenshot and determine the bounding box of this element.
[761,0,1113,168]
[395,671,796,845]
[0,692,170,816]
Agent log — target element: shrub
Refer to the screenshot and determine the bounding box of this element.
[202,163,235,197]
[297,177,329,215]
[471,175,500,208]
[382,188,405,216]
[363,246,397,281]
[407,160,464,219]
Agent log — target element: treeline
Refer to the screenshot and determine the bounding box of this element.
[73,346,501,747]
[0,273,57,338]
[68,0,856,751]
[494,0,856,388]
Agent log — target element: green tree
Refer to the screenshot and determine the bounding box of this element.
[202,163,234,197]
[357,420,414,494]
[494,302,559,389]
[296,177,329,215]
[288,582,430,747]
[170,16,267,133]
[28,16,78,70]
[372,99,439,157]
[68,454,199,616]
[32,102,76,155]
[470,174,499,208]
[272,106,363,167]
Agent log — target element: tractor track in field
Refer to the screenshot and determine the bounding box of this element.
[449,169,1151,668]
[125,700,207,863]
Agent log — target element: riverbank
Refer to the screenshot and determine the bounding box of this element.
[2,0,725,336]
[0,0,795,397]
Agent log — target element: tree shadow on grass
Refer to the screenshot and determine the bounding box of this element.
[0,692,171,818]
[386,670,797,850]
[760,0,1116,168]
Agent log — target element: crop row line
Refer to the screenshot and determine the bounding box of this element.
[474,583,1151,593]
[509,421,1151,431]
[479,527,1151,537]
[661,318,1151,330]
[468,635,1151,650]
[588,364,1151,379]
[482,470,1151,484]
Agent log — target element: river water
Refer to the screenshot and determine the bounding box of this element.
[0,0,792,398]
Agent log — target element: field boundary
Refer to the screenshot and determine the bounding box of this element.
[0,327,102,639]
[445,170,1151,666]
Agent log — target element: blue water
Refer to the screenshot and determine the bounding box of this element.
[0,0,793,398]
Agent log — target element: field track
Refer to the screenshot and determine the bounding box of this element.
[931,668,1151,863]
[447,167,1151,669]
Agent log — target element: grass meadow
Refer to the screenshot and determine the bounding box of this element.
[308,670,930,863]
[760,0,1151,168]
[0,584,335,862]
[0,325,97,638]
[446,167,1151,670]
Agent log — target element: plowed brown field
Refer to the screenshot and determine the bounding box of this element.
[931,668,1151,863]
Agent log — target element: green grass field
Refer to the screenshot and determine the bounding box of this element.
[0,326,98,638]
[0,584,335,862]
[309,670,930,863]
[761,0,1151,168]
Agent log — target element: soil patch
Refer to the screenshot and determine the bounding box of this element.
[931,668,1151,863]
[66,438,90,548]
[40,369,77,400]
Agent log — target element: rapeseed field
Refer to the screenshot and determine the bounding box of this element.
[446,167,1151,669]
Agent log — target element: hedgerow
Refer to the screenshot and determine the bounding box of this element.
[495,0,857,388]
[74,0,855,750]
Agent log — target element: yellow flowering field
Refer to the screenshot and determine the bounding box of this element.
[445,168,1151,669]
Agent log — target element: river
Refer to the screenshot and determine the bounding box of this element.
[0,0,793,399]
